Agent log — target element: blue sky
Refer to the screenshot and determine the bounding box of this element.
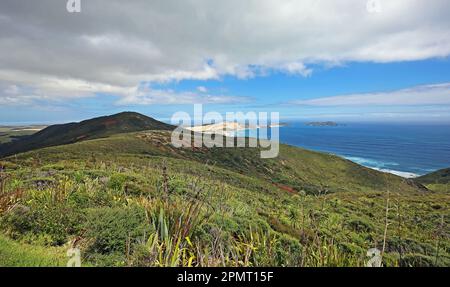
[157,59,450,121]
[4,58,449,125]
[1,1,450,124]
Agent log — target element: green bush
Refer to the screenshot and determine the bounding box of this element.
[1,205,34,236]
[1,204,82,246]
[124,182,145,196]
[273,234,302,266]
[386,238,434,254]
[345,217,374,233]
[84,252,127,267]
[400,253,437,267]
[108,173,129,190]
[83,206,151,254]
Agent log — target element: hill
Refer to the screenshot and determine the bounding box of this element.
[0,115,448,267]
[0,112,174,158]
[0,126,47,144]
[417,168,450,193]
[2,130,421,195]
[417,168,450,184]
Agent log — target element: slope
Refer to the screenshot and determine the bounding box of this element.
[0,112,174,158]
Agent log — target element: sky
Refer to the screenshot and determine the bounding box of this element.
[1,0,450,124]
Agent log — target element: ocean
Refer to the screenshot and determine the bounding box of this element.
[276,122,450,177]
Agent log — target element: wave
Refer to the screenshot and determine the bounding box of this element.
[280,123,450,175]
[372,168,419,178]
[343,156,419,178]
[344,156,399,168]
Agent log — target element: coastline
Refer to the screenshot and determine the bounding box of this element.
[343,156,419,178]
[277,123,450,179]
[184,123,428,179]
[371,168,419,179]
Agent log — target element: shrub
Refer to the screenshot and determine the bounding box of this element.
[400,253,437,267]
[1,204,33,236]
[385,238,434,254]
[108,173,129,191]
[124,182,145,196]
[345,217,374,233]
[83,206,150,254]
[273,234,302,266]
[1,204,82,246]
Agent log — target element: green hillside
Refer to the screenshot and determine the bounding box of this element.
[417,168,450,193]
[7,130,420,195]
[418,168,450,184]
[0,126,47,144]
[0,112,174,158]
[0,116,448,267]
[0,234,67,267]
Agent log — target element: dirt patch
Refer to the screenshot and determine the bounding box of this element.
[274,183,297,194]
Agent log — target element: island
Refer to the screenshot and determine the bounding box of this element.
[305,121,340,127]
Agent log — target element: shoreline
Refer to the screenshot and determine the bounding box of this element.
[371,168,419,178]
[1,122,429,179]
[342,156,420,178]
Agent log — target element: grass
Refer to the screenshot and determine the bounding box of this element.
[418,168,450,193]
[0,127,43,144]
[0,130,448,267]
[0,112,173,157]
[0,234,66,267]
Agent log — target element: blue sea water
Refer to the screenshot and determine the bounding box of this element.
[276,122,450,177]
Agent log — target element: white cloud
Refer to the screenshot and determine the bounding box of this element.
[116,86,249,106]
[0,0,450,105]
[197,86,208,93]
[278,62,312,77]
[0,76,247,106]
[291,83,450,106]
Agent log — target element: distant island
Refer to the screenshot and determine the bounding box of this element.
[305,121,340,127]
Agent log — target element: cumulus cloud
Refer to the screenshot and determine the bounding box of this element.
[116,86,250,106]
[277,62,312,77]
[0,0,450,105]
[0,76,248,106]
[197,86,208,93]
[291,83,450,106]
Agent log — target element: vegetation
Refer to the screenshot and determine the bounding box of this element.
[0,234,66,267]
[0,126,45,144]
[417,168,450,193]
[0,114,448,267]
[0,112,173,158]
